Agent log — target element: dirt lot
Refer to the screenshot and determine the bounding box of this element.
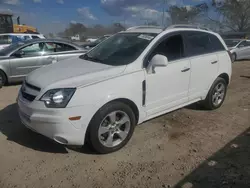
[0,61,249,188]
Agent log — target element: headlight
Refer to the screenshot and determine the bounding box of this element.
[40,88,76,108]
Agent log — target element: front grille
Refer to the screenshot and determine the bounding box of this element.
[21,91,36,102]
[25,82,41,92]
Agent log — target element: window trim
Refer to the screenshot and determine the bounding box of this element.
[143,31,187,68]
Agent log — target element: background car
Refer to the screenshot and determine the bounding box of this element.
[82,35,111,50]
[224,39,250,62]
[0,39,86,86]
[0,33,45,50]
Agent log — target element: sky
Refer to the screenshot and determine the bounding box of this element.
[0,0,211,34]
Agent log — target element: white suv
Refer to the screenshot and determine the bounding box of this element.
[18,25,232,154]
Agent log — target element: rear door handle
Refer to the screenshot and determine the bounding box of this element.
[181,68,190,72]
[211,61,218,64]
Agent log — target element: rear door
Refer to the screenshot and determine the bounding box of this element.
[183,31,219,101]
[54,42,84,62]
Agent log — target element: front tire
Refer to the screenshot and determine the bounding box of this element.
[0,70,7,88]
[232,53,237,63]
[202,77,228,110]
[87,101,136,154]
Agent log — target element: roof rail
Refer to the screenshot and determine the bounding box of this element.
[166,24,211,31]
[126,25,163,31]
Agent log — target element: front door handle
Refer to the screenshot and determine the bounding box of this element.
[181,68,190,72]
[47,56,57,63]
[211,61,218,64]
[47,56,55,60]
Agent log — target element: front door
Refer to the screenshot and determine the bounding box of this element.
[9,42,49,79]
[145,34,191,117]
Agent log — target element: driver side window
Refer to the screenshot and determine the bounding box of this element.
[17,43,45,57]
[150,34,184,62]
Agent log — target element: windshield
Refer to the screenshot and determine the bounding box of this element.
[224,40,241,47]
[0,42,24,56]
[81,33,156,66]
[93,36,109,44]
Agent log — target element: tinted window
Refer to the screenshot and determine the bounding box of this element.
[185,32,225,56]
[150,34,184,62]
[209,34,225,51]
[54,43,76,52]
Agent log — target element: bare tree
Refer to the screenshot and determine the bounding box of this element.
[169,5,205,25]
[211,0,250,32]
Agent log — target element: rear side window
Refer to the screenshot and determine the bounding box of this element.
[209,34,225,51]
[184,31,225,57]
[54,43,77,52]
[0,35,11,44]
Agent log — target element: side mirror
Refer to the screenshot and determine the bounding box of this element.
[147,54,168,74]
[13,50,25,58]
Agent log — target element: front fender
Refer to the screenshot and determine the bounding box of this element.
[67,71,147,125]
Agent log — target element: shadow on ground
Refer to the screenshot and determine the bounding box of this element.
[174,128,250,188]
[0,103,68,153]
[0,103,106,155]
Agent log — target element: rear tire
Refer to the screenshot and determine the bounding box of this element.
[87,101,136,154]
[0,70,7,88]
[232,53,237,63]
[202,77,228,110]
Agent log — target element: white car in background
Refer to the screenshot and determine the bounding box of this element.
[18,25,232,154]
[224,39,250,62]
[0,33,45,50]
[86,38,97,42]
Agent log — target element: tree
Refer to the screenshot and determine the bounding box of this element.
[63,23,87,36]
[169,5,204,24]
[211,0,250,32]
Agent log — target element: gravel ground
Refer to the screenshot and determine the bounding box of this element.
[0,61,249,188]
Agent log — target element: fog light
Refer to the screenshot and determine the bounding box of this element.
[54,136,68,144]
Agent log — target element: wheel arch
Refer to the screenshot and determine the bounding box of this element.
[84,97,140,145]
[218,73,230,85]
[0,68,8,85]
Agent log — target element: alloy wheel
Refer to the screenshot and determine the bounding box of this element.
[212,82,225,106]
[98,110,131,148]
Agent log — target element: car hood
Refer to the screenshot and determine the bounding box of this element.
[0,56,10,60]
[26,56,126,90]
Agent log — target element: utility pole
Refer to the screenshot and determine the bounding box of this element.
[162,0,166,27]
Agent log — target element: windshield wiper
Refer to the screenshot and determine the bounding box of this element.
[82,54,102,63]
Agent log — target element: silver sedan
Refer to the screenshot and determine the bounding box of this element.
[225,39,250,62]
[0,39,87,87]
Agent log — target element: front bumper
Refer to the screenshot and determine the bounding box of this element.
[17,94,88,146]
